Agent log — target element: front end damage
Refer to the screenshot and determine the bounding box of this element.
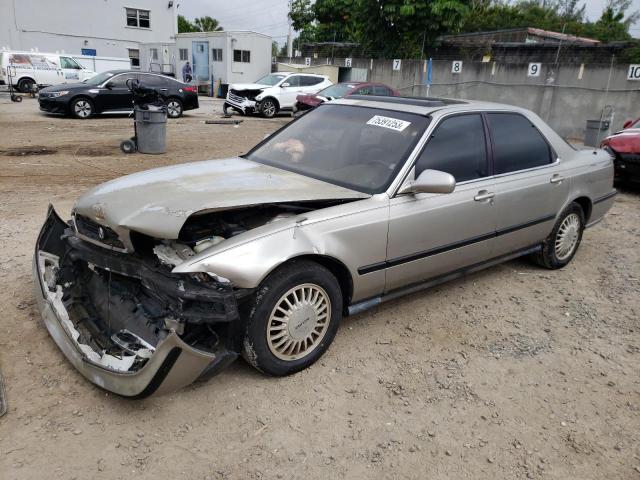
[225,88,264,114]
[33,206,246,397]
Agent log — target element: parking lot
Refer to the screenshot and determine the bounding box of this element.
[1,96,639,480]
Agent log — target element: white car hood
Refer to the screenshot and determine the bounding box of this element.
[230,83,271,90]
[73,157,368,239]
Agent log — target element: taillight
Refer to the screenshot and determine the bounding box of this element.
[183,86,197,93]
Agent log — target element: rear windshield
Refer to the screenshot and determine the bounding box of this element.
[246,104,430,194]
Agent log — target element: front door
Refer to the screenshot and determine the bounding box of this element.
[385,113,497,292]
[60,56,82,83]
[485,112,569,257]
[278,75,303,108]
[97,73,137,111]
[192,41,209,83]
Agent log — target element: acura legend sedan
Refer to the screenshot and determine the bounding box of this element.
[34,96,616,397]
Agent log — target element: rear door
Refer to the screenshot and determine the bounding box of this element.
[486,112,569,256]
[385,113,498,291]
[299,75,326,94]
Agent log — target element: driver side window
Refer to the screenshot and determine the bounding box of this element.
[415,114,488,183]
[285,76,301,87]
[60,57,81,69]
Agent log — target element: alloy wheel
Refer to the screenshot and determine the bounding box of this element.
[555,213,581,260]
[167,100,181,118]
[267,283,331,361]
[74,100,92,118]
[262,101,276,117]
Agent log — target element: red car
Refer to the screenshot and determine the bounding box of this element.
[295,82,399,112]
[601,117,640,183]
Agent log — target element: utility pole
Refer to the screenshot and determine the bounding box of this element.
[287,0,293,57]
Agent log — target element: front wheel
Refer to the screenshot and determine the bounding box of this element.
[532,202,585,269]
[166,98,183,118]
[260,98,278,118]
[70,98,94,119]
[242,260,342,376]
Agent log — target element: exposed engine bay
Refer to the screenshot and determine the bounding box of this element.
[36,201,347,378]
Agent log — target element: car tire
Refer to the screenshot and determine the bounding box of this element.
[166,98,183,118]
[17,78,35,93]
[532,202,585,269]
[70,97,94,119]
[260,98,278,118]
[242,260,342,376]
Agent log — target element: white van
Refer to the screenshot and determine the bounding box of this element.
[0,51,96,92]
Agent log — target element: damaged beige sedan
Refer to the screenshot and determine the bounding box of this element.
[34,96,616,397]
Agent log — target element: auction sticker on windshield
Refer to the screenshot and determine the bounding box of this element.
[366,115,411,132]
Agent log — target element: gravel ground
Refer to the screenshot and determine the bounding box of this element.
[0,96,639,480]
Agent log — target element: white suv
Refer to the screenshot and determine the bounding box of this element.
[224,72,332,118]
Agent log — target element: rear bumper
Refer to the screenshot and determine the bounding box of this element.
[33,206,238,397]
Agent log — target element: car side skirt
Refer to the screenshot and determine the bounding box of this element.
[347,244,542,316]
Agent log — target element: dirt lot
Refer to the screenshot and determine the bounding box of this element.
[0,96,639,480]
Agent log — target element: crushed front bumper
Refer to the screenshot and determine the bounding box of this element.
[33,206,239,397]
[225,92,257,114]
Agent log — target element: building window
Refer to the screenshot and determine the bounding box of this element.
[233,49,250,63]
[212,48,223,62]
[126,8,150,28]
[149,48,158,61]
[128,49,140,67]
[179,48,188,61]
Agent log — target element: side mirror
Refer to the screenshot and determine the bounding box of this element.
[623,119,633,129]
[104,81,115,89]
[397,169,456,195]
[281,82,290,88]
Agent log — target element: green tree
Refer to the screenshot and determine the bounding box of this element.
[193,16,224,32]
[272,41,280,57]
[177,15,197,33]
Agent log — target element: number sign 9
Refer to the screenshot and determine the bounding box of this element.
[528,63,541,77]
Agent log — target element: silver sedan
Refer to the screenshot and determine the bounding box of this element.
[34,96,616,396]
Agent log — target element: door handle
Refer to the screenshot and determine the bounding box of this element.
[159,88,168,91]
[474,190,495,202]
[550,174,565,184]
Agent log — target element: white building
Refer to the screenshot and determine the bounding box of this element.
[140,31,272,86]
[0,0,178,67]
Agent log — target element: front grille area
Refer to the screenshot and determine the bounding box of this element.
[74,214,125,250]
[227,91,247,104]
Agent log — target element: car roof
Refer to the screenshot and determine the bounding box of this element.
[333,95,526,116]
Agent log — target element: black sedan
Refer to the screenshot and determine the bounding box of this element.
[38,70,199,119]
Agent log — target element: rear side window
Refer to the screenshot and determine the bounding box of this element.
[300,76,323,86]
[373,85,391,95]
[415,114,488,182]
[140,74,167,87]
[487,113,552,174]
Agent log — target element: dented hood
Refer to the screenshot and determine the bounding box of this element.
[74,157,368,239]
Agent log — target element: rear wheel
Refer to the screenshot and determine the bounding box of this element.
[17,78,35,93]
[242,260,342,376]
[166,98,183,118]
[120,139,136,154]
[260,98,278,118]
[70,98,94,119]
[532,202,585,269]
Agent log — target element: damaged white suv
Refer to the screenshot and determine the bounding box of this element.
[224,72,332,118]
[34,96,615,397]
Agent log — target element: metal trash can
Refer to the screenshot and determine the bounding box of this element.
[584,119,610,147]
[134,106,167,154]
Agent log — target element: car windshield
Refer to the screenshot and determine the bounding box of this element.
[256,73,288,86]
[630,119,640,129]
[319,84,356,99]
[246,104,430,194]
[84,71,118,86]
